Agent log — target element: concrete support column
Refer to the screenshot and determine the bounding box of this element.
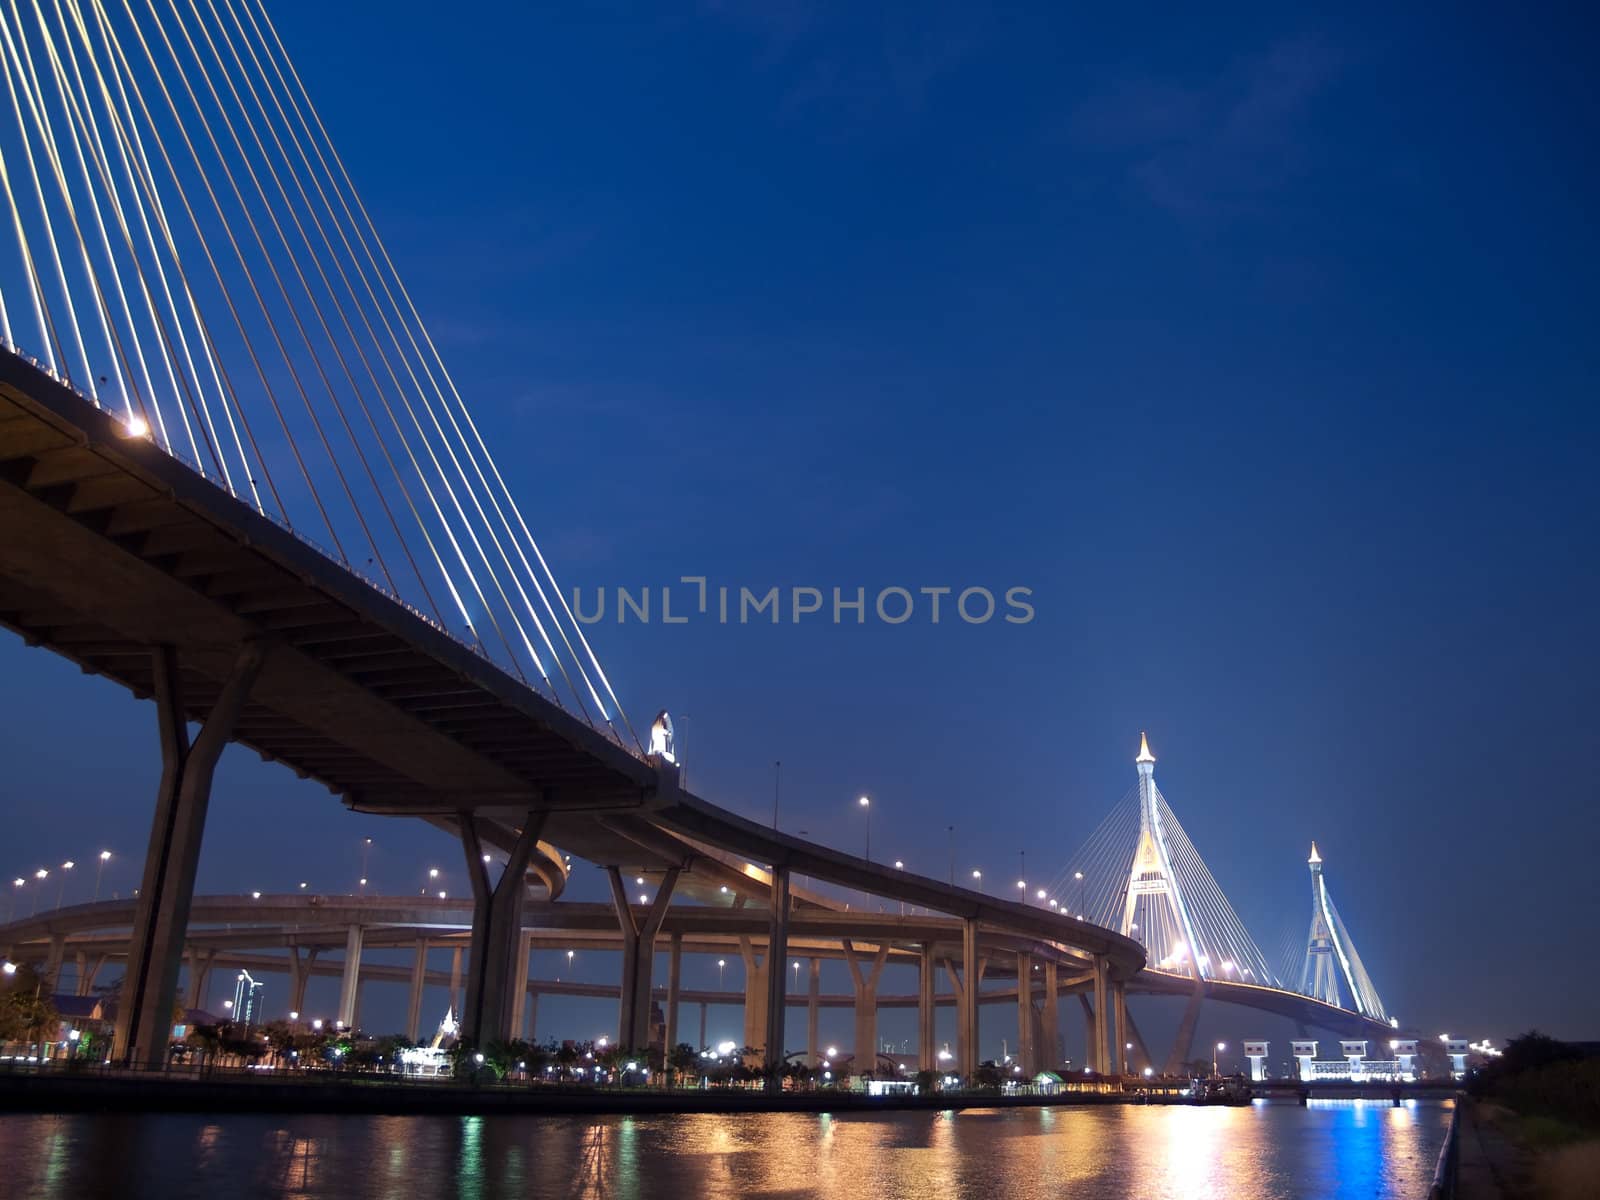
[114,642,264,1066]
[608,865,678,1050]
[337,925,364,1029]
[460,808,548,1045]
[843,938,889,1072]
[807,958,820,1064]
[739,938,766,1061]
[73,952,88,997]
[1112,981,1128,1075]
[449,947,463,1017]
[1164,979,1206,1076]
[762,866,790,1086]
[1091,954,1109,1074]
[1041,961,1059,1069]
[42,934,66,994]
[1016,952,1033,1075]
[1079,993,1098,1073]
[959,917,981,1078]
[183,948,214,1010]
[664,932,682,1055]
[918,943,936,1071]
[1125,1006,1153,1074]
[289,948,318,1015]
[508,932,532,1039]
[406,940,428,1042]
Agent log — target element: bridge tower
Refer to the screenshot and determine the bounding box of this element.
[1296,843,1388,1020]
[1299,843,1341,1005]
[1120,734,1204,980]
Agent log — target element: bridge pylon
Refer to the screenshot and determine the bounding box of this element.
[1296,843,1388,1021]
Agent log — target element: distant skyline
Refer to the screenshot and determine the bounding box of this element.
[2,0,1597,1046]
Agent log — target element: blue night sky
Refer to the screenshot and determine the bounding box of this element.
[2,1,1596,1050]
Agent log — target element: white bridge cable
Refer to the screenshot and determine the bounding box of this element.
[221,0,576,710]
[63,0,272,508]
[3,3,133,424]
[1047,781,1280,987]
[238,0,641,749]
[181,0,551,687]
[0,0,641,742]
[83,0,329,530]
[0,11,91,395]
[44,0,242,494]
[1319,875,1387,1019]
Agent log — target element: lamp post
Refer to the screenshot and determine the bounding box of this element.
[94,851,111,902]
[56,861,74,909]
[858,795,871,861]
[1214,1042,1226,1078]
[718,959,726,990]
[360,838,372,891]
[8,878,21,923]
[31,869,46,916]
[1074,871,1085,918]
[971,869,982,894]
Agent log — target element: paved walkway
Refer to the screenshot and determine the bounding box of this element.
[1456,1101,1538,1200]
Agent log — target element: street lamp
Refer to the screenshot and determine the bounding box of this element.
[56,861,75,909]
[1214,1042,1226,1078]
[793,960,801,990]
[94,851,112,901]
[971,869,982,893]
[1074,871,1085,917]
[8,878,21,923]
[718,958,727,989]
[31,869,47,916]
[360,837,373,890]
[566,949,575,977]
[858,795,871,861]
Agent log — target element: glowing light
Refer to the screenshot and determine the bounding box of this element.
[858,795,870,807]
[2,962,16,975]
[1136,732,1155,764]
[894,860,904,870]
[1036,888,1047,900]
[123,414,150,438]
[251,891,261,899]
[635,876,644,885]
[826,1046,837,1058]
[717,1040,736,1056]
[1308,842,1322,865]
[98,850,111,862]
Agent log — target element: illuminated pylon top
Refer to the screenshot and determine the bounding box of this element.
[1136,731,1156,765]
[1308,841,1322,866]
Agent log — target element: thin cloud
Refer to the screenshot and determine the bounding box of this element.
[1073,36,1344,215]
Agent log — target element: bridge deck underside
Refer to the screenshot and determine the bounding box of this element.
[0,354,654,820]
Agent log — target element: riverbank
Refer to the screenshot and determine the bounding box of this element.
[1458,1098,1600,1200]
[0,1071,1192,1117]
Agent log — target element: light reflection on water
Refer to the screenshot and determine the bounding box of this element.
[0,1099,1450,1200]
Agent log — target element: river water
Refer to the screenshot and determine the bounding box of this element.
[0,1099,1450,1199]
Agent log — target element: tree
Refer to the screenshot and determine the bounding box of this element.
[667,1041,699,1086]
[914,1068,939,1093]
[0,965,57,1049]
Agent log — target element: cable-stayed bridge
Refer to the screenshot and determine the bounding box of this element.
[1048,734,1394,1071]
[0,1,1394,1085]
